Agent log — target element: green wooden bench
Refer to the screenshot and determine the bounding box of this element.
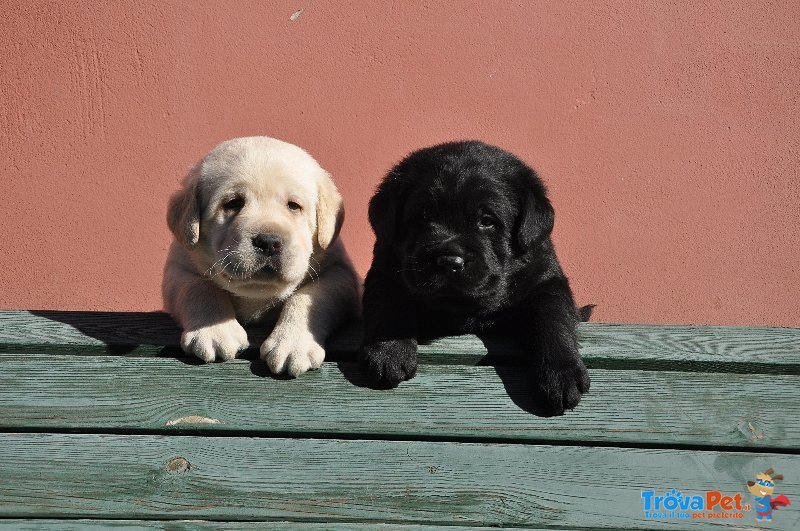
[0,310,798,529]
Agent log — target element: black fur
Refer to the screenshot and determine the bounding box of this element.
[361,141,590,415]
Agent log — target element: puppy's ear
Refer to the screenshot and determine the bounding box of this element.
[316,172,344,250]
[368,171,407,246]
[166,169,201,249]
[515,173,555,252]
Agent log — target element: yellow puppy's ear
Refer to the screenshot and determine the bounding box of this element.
[166,168,201,249]
[316,171,344,250]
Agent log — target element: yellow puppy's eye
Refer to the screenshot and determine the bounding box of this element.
[223,196,245,213]
[287,201,302,211]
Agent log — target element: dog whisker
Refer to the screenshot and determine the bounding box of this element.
[307,264,320,282]
[206,247,240,278]
[308,257,324,282]
[206,242,246,278]
[208,252,237,279]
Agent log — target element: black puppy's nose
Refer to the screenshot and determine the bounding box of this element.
[252,234,283,256]
[436,255,465,274]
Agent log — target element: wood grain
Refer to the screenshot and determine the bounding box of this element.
[0,521,550,530]
[0,433,797,529]
[0,311,798,372]
[2,311,798,528]
[0,354,796,449]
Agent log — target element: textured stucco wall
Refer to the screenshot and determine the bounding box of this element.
[1,1,798,325]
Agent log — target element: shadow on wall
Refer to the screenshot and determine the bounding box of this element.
[28,310,565,417]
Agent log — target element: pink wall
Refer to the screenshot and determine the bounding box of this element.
[2,1,798,325]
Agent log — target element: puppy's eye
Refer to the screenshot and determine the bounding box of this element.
[223,196,245,213]
[287,201,302,211]
[478,215,496,228]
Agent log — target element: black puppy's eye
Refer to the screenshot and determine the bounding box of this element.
[478,215,496,228]
[287,201,302,211]
[223,196,245,213]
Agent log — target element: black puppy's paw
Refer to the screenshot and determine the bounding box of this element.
[532,356,590,416]
[361,339,418,388]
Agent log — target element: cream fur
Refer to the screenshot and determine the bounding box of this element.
[163,136,360,375]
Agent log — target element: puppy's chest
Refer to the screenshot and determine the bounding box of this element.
[232,297,284,325]
[418,307,497,337]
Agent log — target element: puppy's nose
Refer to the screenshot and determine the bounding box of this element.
[252,234,283,256]
[436,255,465,274]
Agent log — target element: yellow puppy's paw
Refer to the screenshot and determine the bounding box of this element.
[260,327,325,377]
[181,319,249,362]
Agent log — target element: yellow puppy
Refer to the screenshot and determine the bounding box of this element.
[163,137,360,376]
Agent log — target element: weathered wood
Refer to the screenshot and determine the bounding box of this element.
[0,311,183,357]
[1,310,798,528]
[0,353,796,449]
[0,433,797,529]
[0,311,798,372]
[578,323,800,374]
[0,521,546,530]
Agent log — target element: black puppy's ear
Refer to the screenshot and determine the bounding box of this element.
[368,171,407,247]
[515,180,555,252]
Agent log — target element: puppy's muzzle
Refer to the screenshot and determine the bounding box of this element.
[252,233,283,257]
[436,254,465,274]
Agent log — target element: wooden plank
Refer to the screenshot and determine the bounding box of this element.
[579,323,800,374]
[1,311,799,371]
[0,521,540,530]
[0,433,798,529]
[0,354,797,449]
[0,311,183,357]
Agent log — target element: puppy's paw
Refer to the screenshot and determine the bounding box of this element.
[532,355,590,416]
[260,328,325,377]
[181,319,249,363]
[361,339,418,388]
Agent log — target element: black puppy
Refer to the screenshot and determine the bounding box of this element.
[361,141,590,415]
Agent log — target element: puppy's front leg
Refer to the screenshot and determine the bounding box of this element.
[164,257,249,363]
[260,262,359,377]
[360,267,420,388]
[517,278,590,415]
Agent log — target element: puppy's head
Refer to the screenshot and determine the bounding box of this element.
[370,141,553,311]
[167,136,343,298]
